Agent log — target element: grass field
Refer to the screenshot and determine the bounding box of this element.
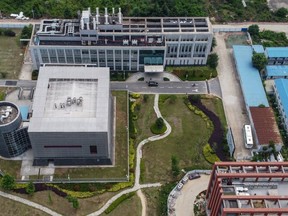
[134,95,156,144]
[0,196,49,216]
[54,91,128,180]
[142,187,160,216]
[0,159,22,179]
[12,190,116,216]
[201,96,227,131]
[166,66,217,81]
[140,95,227,183]
[0,29,24,79]
[141,95,213,183]
[101,193,141,216]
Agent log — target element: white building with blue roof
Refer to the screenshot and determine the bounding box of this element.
[265,65,288,79]
[233,45,269,107]
[266,47,288,65]
[274,79,288,133]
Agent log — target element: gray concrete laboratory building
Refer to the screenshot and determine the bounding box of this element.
[30,8,213,72]
[28,66,114,166]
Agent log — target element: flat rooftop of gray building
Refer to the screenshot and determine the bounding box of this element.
[29,66,110,133]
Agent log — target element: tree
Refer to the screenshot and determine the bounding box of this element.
[1,174,15,190]
[252,53,267,71]
[25,181,35,195]
[171,155,180,177]
[275,7,288,18]
[211,37,217,51]
[248,24,260,37]
[207,53,219,69]
[156,117,164,129]
[3,29,16,37]
[67,196,79,209]
[64,7,72,19]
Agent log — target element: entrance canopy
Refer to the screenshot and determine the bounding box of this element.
[144,65,164,73]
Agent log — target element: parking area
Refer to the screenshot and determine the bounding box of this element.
[172,174,210,216]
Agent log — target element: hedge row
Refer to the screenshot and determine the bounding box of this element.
[202,143,221,164]
[185,100,213,129]
[104,192,136,214]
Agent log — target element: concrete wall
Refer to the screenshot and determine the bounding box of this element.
[29,131,110,158]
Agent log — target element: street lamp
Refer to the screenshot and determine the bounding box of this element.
[31,9,34,19]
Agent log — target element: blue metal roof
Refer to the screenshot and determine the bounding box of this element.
[274,79,288,119]
[266,65,288,77]
[266,47,288,58]
[252,45,265,53]
[19,106,29,121]
[233,45,269,107]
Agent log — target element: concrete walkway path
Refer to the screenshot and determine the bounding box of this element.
[0,191,61,216]
[88,94,172,216]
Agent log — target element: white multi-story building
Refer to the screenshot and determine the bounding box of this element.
[30,8,213,72]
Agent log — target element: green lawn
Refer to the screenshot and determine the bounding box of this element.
[54,91,128,180]
[141,95,213,183]
[166,66,217,81]
[101,193,141,216]
[0,29,24,79]
[0,159,22,179]
[142,187,160,216]
[0,196,50,216]
[134,95,156,144]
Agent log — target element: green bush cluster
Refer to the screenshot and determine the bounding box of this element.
[202,143,221,164]
[130,93,141,99]
[104,192,136,214]
[167,66,217,81]
[47,184,96,198]
[185,101,213,129]
[129,100,138,139]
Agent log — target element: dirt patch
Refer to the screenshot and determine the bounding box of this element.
[225,33,249,49]
[188,96,226,161]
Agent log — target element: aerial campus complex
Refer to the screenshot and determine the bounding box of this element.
[3,5,288,216]
[29,8,213,72]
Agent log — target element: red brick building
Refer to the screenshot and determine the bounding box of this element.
[206,162,288,216]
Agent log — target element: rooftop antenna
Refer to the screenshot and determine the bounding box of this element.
[118,8,122,24]
[96,7,100,24]
[104,7,109,25]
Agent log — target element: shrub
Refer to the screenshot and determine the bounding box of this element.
[3,29,16,37]
[150,117,167,134]
[1,174,15,190]
[104,192,136,214]
[171,155,180,177]
[130,93,141,99]
[137,77,144,81]
[163,77,170,81]
[25,181,35,196]
[207,53,219,69]
[202,143,221,164]
[143,94,149,103]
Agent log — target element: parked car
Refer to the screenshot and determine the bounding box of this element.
[188,173,201,180]
[147,81,158,87]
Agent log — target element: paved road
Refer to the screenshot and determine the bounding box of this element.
[214,33,251,160]
[111,81,207,94]
[213,23,288,35]
[0,79,211,95]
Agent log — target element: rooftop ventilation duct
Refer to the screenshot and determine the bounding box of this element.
[105,8,109,25]
[118,8,122,24]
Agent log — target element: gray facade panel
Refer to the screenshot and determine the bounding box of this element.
[29,132,109,158]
